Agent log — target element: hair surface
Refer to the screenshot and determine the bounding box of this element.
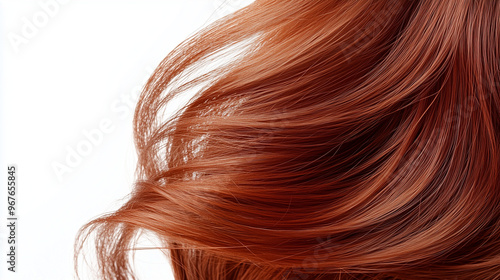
[75,0,500,279]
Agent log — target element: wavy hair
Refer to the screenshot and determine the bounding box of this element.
[75,0,500,279]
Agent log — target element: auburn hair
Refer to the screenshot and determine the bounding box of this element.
[75,0,500,279]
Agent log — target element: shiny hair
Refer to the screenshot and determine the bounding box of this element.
[75,0,500,279]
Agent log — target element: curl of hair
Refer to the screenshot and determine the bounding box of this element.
[75,0,500,279]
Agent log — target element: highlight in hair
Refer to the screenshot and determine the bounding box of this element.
[75,0,500,279]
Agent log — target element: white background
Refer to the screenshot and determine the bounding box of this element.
[0,0,253,279]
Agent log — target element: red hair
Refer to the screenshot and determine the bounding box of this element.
[75,0,500,279]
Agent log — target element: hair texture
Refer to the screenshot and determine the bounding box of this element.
[75,0,500,279]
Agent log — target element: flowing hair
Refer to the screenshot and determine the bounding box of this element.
[74,0,500,279]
